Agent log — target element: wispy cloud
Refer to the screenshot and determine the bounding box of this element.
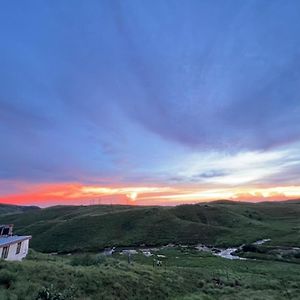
[0,1,300,204]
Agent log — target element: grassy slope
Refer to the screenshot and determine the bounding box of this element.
[0,249,299,300]
[0,204,40,216]
[0,201,299,252]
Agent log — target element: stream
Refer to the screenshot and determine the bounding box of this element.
[216,248,246,260]
[102,239,271,261]
[207,238,271,260]
[196,239,271,260]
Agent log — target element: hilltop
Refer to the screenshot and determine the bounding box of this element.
[0,201,299,253]
[0,204,40,215]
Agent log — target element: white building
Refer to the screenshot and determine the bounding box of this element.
[0,225,31,261]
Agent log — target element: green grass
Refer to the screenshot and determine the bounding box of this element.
[0,201,299,252]
[0,204,39,215]
[0,201,299,299]
[0,248,299,299]
[236,244,300,264]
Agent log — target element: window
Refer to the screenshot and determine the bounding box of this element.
[16,242,22,255]
[1,246,10,259]
[2,228,9,235]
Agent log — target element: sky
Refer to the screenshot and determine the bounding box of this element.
[1,0,300,207]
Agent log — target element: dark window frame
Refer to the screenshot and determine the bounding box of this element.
[16,242,22,255]
[1,246,10,259]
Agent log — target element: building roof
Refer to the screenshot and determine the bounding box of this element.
[0,235,31,247]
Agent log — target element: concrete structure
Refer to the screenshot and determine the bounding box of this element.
[0,225,31,261]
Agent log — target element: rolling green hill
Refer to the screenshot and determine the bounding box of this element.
[0,201,299,253]
[0,204,40,216]
[0,201,300,299]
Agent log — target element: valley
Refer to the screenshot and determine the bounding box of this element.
[0,201,299,299]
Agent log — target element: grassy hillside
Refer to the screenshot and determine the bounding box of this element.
[0,201,299,253]
[0,201,299,299]
[0,204,40,216]
[0,248,299,299]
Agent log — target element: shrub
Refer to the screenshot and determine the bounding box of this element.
[0,270,16,288]
[70,254,106,266]
[242,244,257,252]
[294,252,300,259]
[197,279,205,288]
[36,285,76,300]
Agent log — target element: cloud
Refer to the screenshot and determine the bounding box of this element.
[0,1,300,189]
[0,182,174,206]
[196,170,229,179]
[109,1,300,151]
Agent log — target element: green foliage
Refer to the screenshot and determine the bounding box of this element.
[295,252,300,259]
[0,204,39,215]
[36,285,76,300]
[0,247,299,299]
[70,254,106,266]
[241,244,262,253]
[238,244,300,263]
[0,270,16,288]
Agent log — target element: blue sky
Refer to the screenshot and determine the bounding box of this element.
[1,1,300,205]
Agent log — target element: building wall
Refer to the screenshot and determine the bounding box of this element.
[0,239,30,261]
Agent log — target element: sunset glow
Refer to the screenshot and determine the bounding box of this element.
[0,181,299,207]
[1,141,300,206]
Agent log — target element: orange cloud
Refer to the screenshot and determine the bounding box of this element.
[0,181,299,207]
[231,192,289,202]
[0,183,174,207]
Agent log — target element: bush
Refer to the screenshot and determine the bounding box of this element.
[241,244,269,253]
[294,252,300,259]
[70,254,106,266]
[36,285,76,300]
[242,244,258,252]
[197,279,205,288]
[0,270,16,288]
